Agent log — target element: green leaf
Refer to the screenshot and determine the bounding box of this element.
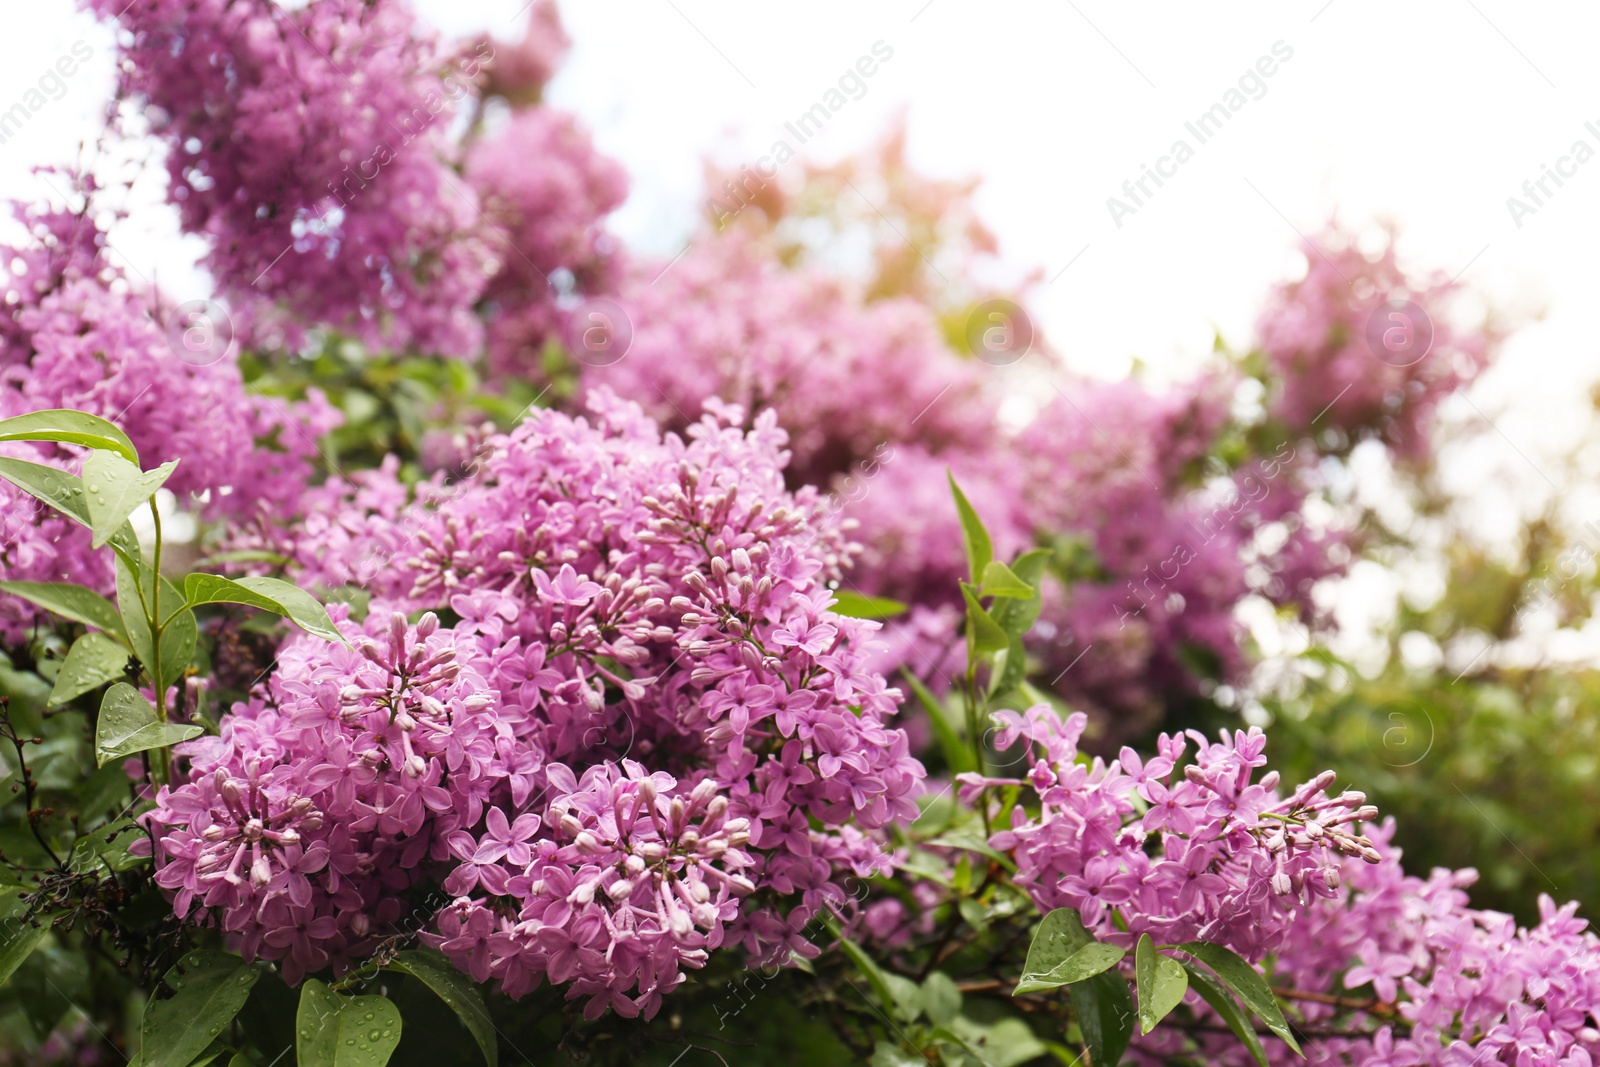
[0,409,138,464]
[48,632,131,706]
[82,452,177,549]
[1135,934,1188,1034]
[1176,942,1301,1054]
[902,669,975,775]
[960,584,1009,654]
[921,972,962,1026]
[948,473,992,582]
[988,634,1030,702]
[1069,974,1134,1067]
[839,937,918,1023]
[0,581,125,642]
[941,1017,1050,1067]
[387,950,497,1067]
[0,899,49,988]
[140,950,260,1067]
[296,979,402,1067]
[184,574,346,644]
[989,548,1049,640]
[95,683,202,768]
[829,590,908,620]
[0,458,146,570]
[1184,963,1268,1067]
[69,818,149,874]
[1017,910,1133,1065]
[1013,942,1125,994]
[1019,908,1095,978]
[157,603,198,693]
[979,560,1034,599]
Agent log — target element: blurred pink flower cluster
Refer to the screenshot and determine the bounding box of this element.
[0,199,335,643]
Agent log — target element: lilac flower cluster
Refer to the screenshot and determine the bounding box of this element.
[0,200,336,643]
[144,393,924,1017]
[587,233,996,492]
[962,706,1600,1067]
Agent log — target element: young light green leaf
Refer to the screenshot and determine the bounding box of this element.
[140,950,260,1067]
[0,409,138,464]
[296,979,403,1067]
[1013,942,1125,994]
[1183,963,1268,1067]
[387,949,497,1067]
[95,683,202,767]
[0,580,125,642]
[184,574,345,644]
[960,584,1010,654]
[1135,934,1188,1034]
[947,472,992,581]
[979,560,1034,599]
[0,458,145,569]
[989,548,1049,641]
[48,632,131,706]
[902,669,975,774]
[829,589,909,620]
[1176,941,1301,1055]
[82,452,178,549]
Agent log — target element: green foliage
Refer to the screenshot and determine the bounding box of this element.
[139,951,261,1067]
[296,980,403,1067]
[95,683,203,767]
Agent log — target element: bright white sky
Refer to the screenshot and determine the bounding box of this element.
[5,0,1598,560]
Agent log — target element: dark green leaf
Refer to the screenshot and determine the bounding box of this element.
[1068,970,1135,1067]
[1013,942,1125,994]
[82,453,177,549]
[296,979,402,1067]
[95,683,202,767]
[0,581,124,642]
[1176,942,1300,1054]
[1135,934,1187,1034]
[48,632,130,706]
[69,819,149,874]
[829,590,908,620]
[387,950,497,1067]
[1184,963,1268,1067]
[184,574,345,644]
[0,895,48,988]
[140,950,260,1067]
[0,409,138,464]
[948,473,992,581]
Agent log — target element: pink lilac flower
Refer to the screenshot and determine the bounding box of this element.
[145,393,925,1018]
